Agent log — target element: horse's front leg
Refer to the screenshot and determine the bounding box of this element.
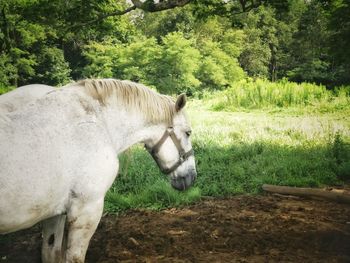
[65,198,104,263]
[42,214,67,263]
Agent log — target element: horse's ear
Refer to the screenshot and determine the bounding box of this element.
[175,94,186,112]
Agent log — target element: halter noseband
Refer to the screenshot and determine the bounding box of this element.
[146,127,194,174]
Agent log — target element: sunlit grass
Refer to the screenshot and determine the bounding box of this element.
[105,180,201,213]
[201,79,350,112]
[105,100,350,213]
[188,105,349,195]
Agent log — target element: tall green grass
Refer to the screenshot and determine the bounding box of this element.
[104,146,202,213]
[209,78,349,111]
[189,109,350,196]
[105,105,350,213]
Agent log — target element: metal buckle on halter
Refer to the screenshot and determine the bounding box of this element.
[179,155,184,163]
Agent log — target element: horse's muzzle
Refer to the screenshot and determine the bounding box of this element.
[170,171,197,191]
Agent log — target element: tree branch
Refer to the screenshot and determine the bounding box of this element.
[67,1,193,31]
[67,5,137,30]
[243,0,263,12]
[131,0,192,12]
[67,0,262,31]
[191,0,264,19]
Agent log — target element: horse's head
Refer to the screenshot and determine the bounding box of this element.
[145,94,197,191]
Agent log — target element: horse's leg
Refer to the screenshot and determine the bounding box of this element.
[41,214,67,263]
[65,198,104,263]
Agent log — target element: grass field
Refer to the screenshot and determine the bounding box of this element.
[105,98,350,213]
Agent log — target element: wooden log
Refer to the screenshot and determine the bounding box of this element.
[262,184,350,204]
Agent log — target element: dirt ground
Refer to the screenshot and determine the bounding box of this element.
[1,194,350,263]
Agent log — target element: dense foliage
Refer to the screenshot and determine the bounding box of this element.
[1,0,349,94]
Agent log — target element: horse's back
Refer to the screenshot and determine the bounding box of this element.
[0,84,54,114]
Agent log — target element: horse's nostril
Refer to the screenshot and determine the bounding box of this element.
[192,171,197,179]
[171,171,196,191]
[171,178,186,191]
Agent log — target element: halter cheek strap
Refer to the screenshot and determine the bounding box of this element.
[146,127,194,174]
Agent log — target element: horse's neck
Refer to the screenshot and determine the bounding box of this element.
[100,106,165,154]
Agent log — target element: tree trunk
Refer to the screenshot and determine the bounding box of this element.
[262,184,350,204]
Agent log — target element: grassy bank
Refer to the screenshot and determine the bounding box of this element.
[105,102,350,213]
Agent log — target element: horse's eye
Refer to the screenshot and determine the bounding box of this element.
[185,130,192,137]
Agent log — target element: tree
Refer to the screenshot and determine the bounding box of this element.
[0,53,17,88]
[82,41,118,79]
[197,39,245,90]
[286,1,331,84]
[33,47,71,85]
[0,0,138,86]
[238,6,277,79]
[136,5,195,40]
[69,0,267,29]
[327,0,350,85]
[1,0,349,90]
[196,23,246,90]
[155,32,201,94]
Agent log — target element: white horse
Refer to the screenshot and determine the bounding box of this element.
[0,79,197,262]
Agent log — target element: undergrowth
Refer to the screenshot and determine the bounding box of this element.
[0,85,14,95]
[205,79,350,112]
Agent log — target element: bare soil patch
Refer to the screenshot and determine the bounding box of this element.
[1,195,350,262]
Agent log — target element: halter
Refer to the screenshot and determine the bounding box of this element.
[146,127,194,174]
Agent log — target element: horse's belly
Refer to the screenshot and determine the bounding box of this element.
[0,202,67,234]
[0,177,69,234]
[0,203,60,234]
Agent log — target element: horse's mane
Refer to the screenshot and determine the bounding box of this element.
[74,79,176,124]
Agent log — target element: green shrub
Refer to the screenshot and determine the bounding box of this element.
[0,84,15,95]
[331,132,350,180]
[209,78,349,110]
